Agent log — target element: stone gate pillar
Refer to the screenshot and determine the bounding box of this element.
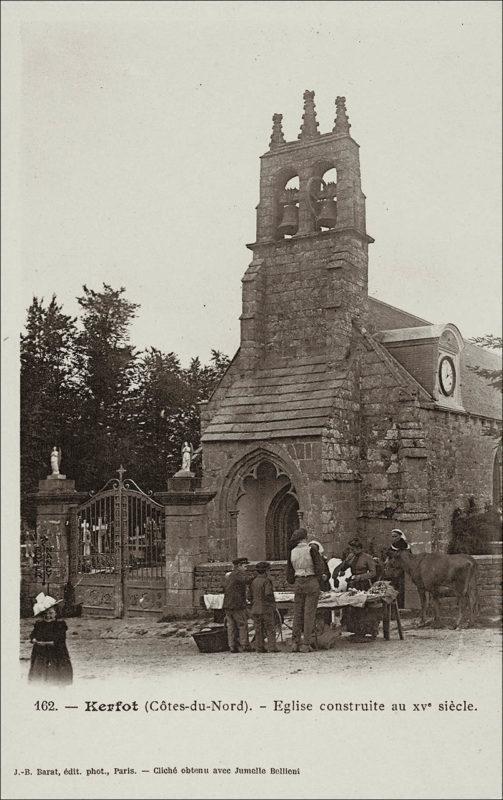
[30,473,87,605]
[156,473,215,619]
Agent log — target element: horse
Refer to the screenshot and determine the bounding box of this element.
[384,548,479,629]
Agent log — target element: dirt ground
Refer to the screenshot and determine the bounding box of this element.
[19,614,502,681]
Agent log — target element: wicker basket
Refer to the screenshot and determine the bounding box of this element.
[192,626,229,653]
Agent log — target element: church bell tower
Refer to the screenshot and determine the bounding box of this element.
[240,90,374,373]
[201,91,374,563]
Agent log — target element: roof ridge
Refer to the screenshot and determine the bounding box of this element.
[368,296,431,326]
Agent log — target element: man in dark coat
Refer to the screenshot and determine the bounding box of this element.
[287,528,329,652]
[223,557,254,653]
[250,562,279,653]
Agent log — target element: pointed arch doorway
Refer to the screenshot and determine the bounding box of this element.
[235,459,299,561]
[265,484,300,560]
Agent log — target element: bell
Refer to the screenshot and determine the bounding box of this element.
[317,198,337,229]
[277,204,299,236]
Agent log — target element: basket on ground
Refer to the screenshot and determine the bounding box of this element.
[192,626,229,653]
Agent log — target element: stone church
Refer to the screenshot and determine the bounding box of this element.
[199,91,501,567]
[26,90,501,620]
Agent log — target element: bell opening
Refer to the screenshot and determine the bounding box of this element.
[316,167,338,230]
[277,204,299,237]
[276,175,300,238]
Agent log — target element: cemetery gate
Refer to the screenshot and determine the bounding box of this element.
[74,468,166,617]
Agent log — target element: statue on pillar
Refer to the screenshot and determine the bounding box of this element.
[50,446,62,476]
[171,440,196,482]
[48,446,66,480]
[181,441,193,473]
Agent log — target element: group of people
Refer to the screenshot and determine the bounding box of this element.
[223,527,409,653]
[25,528,409,682]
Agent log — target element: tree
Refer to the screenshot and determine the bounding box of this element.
[469,334,502,392]
[133,348,231,487]
[133,347,188,489]
[180,349,231,473]
[20,295,81,517]
[76,284,140,489]
[20,284,231,500]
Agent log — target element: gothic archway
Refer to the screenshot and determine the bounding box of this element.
[214,443,310,562]
[265,485,299,560]
[235,460,299,560]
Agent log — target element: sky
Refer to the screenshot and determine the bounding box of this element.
[4,0,502,366]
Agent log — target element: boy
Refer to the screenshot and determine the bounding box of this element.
[250,562,279,653]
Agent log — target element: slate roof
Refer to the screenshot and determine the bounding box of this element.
[368,297,430,330]
[201,355,347,441]
[202,299,501,442]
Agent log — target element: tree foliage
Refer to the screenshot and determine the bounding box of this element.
[20,286,230,521]
[469,334,502,392]
[20,295,81,504]
[76,284,140,488]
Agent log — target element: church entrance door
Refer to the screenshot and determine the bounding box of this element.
[235,460,299,561]
[265,485,299,560]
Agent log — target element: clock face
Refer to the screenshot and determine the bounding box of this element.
[439,356,456,396]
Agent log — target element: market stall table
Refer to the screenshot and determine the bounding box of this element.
[203,589,404,641]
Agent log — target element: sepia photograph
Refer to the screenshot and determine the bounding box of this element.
[2,2,502,799]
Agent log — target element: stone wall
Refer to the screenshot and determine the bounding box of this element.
[356,332,434,553]
[474,555,502,616]
[194,561,290,596]
[422,410,500,551]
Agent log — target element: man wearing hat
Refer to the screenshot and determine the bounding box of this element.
[250,562,279,653]
[223,557,254,653]
[287,528,330,652]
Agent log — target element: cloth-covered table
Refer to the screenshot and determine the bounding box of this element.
[203,586,404,641]
[204,589,385,610]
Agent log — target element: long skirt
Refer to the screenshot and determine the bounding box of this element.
[28,645,73,685]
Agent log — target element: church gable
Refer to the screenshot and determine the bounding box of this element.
[201,355,348,442]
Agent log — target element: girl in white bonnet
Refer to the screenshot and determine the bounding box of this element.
[28,593,73,685]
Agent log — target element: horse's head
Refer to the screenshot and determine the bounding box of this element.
[382,547,404,580]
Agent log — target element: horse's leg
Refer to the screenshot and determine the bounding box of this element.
[431,594,443,628]
[416,588,429,627]
[452,593,464,629]
[457,569,474,628]
[467,579,476,626]
[467,590,473,626]
[467,568,479,626]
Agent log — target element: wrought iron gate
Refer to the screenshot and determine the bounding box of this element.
[75,468,166,618]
